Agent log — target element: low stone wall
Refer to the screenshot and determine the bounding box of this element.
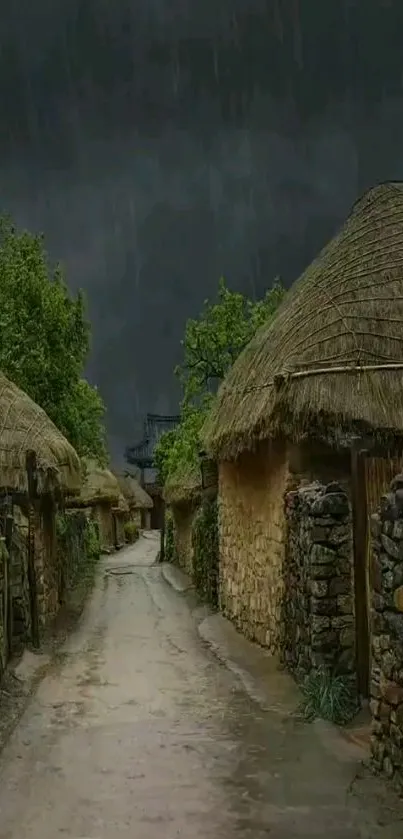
[283,482,355,682]
[370,474,403,788]
[172,503,197,577]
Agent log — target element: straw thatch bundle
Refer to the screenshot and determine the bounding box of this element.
[116,474,153,510]
[164,463,202,506]
[204,182,403,459]
[72,459,120,506]
[0,372,81,495]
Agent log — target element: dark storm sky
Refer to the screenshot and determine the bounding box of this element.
[2,1,403,465]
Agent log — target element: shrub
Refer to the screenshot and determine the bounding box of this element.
[124,521,139,544]
[300,666,359,725]
[192,496,219,607]
[84,519,101,560]
[164,510,176,563]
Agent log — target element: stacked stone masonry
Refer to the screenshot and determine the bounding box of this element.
[10,513,31,647]
[0,538,8,677]
[370,473,403,790]
[283,481,355,682]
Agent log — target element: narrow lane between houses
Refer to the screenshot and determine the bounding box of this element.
[0,533,401,838]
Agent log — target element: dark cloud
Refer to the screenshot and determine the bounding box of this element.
[1,1,403,466]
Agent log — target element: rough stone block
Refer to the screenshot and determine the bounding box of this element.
[311,493,349,518]
[311,615,330,632]
[391,474,403,492]
[310,597,337,617]
[381,680,403,707]
[336,594,353,615]
[381,533,401,561]
[329,577,351,596]
[394,586,403,612]
[310,543,337,566]
[385,612,403,642]
[310,580,328,598]
[392,520,403,541]
[340,627,355,648]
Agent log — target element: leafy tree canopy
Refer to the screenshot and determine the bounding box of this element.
[0,216,107,463]
[155,276,285,484]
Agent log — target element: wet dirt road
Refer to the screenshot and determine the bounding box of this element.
[0,533,402,838]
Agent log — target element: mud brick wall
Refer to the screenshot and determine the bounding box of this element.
[283,482,355,681]
[370,474,403,788]
[218,441,289,652]
[172,503,198,577]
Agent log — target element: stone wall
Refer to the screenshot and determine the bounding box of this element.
[370,474,403,788]
[283,481,355,681]
[0,538,9,677]
[172,502,197,577]
[10,506,31,647]
[219,440,289,652]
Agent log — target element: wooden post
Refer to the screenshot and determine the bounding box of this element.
[351,444,370,698]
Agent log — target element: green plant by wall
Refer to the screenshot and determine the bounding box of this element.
[124,521,139,544]
[164,510,176,563]
[56,511,100,596]
[191,496,219,607]
[84,519,101,559]
[300,666,359,726]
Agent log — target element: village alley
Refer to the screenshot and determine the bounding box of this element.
[0,534,402,838]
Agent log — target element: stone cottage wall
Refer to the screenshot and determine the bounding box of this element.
[370,474,403,789]
[0,538,9,677]
[172,503,198,577]
[10,510,31,646]
[283,482,355,681]
[219,440,289,652]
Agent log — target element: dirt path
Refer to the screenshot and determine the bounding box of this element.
[0,533,402,838]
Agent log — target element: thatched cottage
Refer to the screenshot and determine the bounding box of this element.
[203,182,403,697]
[0,372,81,649]
[68,459,120,552]
[164,464,202,576]
[117,474,153,529]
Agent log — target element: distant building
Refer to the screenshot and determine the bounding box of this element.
[125,413,180,529]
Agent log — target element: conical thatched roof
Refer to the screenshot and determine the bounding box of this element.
[0,372,81,495]
[204,182,403,459]
[72,459,120,506]
[116,474,153,509]
[163,463,201,506]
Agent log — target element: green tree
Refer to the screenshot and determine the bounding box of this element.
[0,216,107,462]
[155,277,285,483]
[176,276,284,404]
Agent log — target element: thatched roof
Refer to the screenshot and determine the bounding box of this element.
[164,463,202,506]
[72,459,120,506]
[0,372,81,495]
[203,182,403,459]
[116,474,153,509]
